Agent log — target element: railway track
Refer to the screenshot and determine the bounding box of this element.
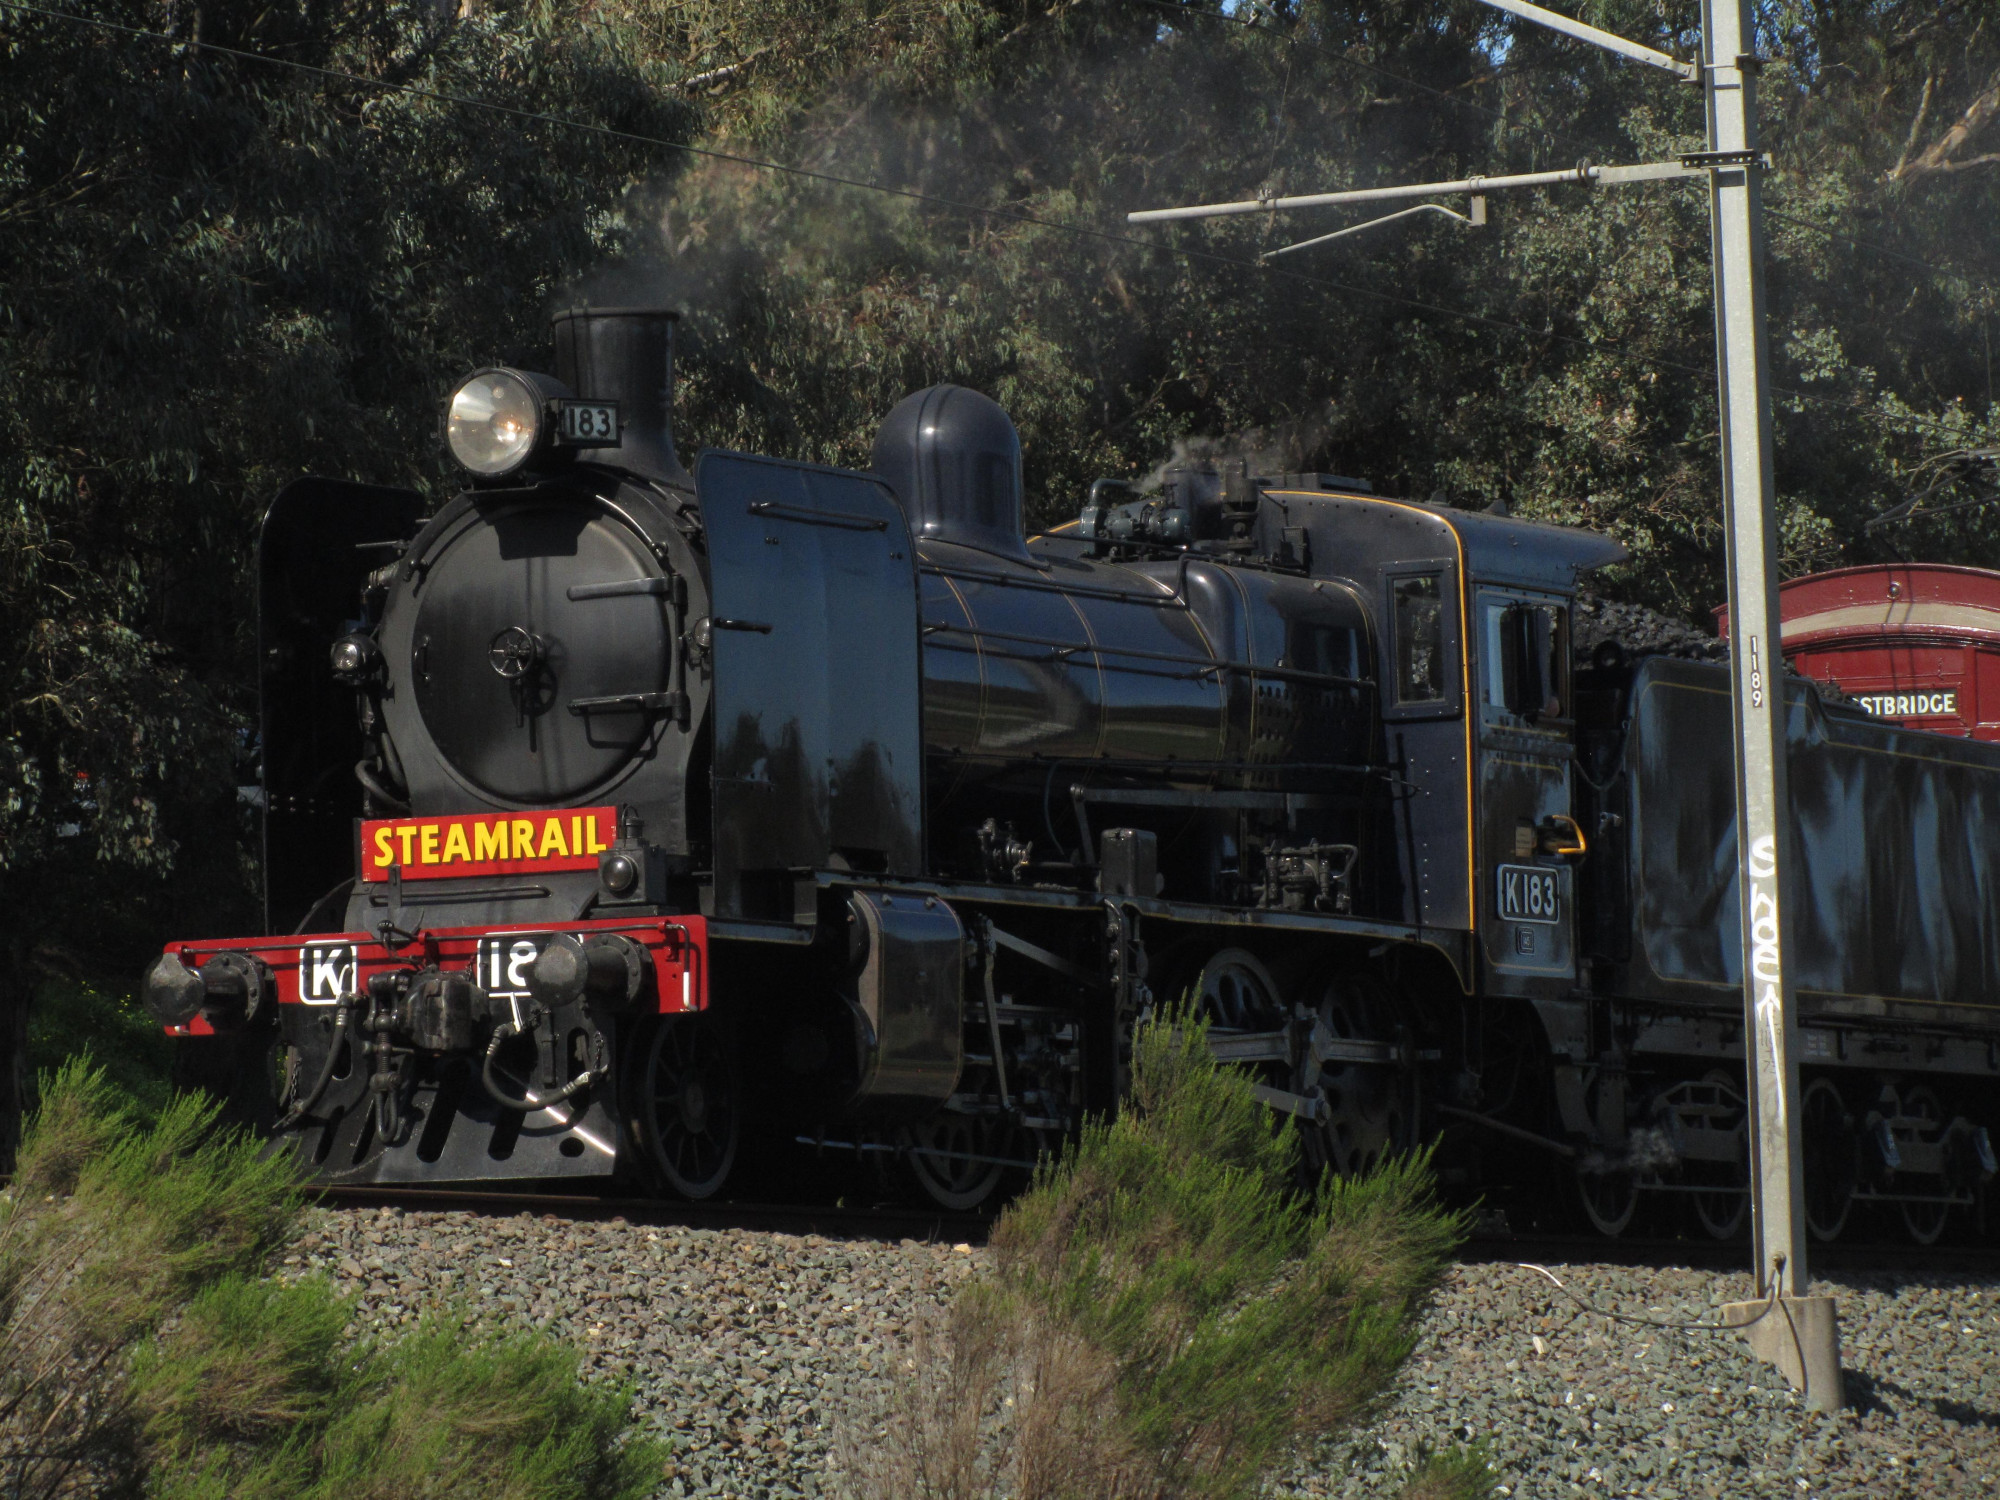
[1461,1230,2000,1274]
[314,1183,2000,1274]
[312,1182,995,1245]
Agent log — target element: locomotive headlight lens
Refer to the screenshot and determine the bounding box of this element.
[446,370,542,476]
[329,632,382,685]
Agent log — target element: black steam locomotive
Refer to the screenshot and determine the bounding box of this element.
[146,306,2000,1242]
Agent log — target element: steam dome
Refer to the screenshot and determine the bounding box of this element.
[871,385,1029,563]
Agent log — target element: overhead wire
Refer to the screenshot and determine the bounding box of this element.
[1132,0,1535,141]
[1142,0,2000,296]
[1,0,1988,446]
[1133,0,1999,441]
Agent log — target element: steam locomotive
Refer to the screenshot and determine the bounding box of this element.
[145,306,2000,1242]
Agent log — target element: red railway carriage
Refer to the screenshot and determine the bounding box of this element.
[1718,563,2000,740]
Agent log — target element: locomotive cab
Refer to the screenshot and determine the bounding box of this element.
[1258,489,1624,993]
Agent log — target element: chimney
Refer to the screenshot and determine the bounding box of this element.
[550,306,692,490]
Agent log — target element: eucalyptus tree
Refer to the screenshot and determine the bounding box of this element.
[0,0,688,1152]
[617,0,2000,620]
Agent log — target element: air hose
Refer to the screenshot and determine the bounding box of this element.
[276,996,357,1131]
[480,1022,596,1114]
[353,759,410,814]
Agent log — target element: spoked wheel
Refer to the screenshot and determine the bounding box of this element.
[1688,1069,1750,1241]
[1573,1069,1639,1238]
[1801,1077,1857,1242]
[1294,972,1407,1181]
[1899,1085,1953,1246]
[900,1042,1016,1212]
[903,1110,1009,1212]
[633,1014,739,1200]
[1186,948,1286,1033]
[1576,1167,1639,1237]
[1180,947,1289,1115]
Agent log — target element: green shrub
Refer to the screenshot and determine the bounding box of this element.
[131,1275,353,1457]
[310,1321,661,1500]
[0,1063,666,1500]
[0,1059,302,1496]
[143,1298,664,1500]
[853,1010,1489,1500]
[27,977,177,1125]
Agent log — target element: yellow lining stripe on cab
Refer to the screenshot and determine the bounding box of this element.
[1269,491,1477,932]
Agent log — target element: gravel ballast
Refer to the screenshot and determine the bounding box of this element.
[289,1207,2000,1498]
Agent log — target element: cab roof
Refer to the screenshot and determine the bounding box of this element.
[1267,489,1628,593]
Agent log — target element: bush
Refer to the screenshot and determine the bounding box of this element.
[851,1012,1488,1500]
[0,1062,666,1500]
[28,977,179,1125]
[140,1295,665,1500]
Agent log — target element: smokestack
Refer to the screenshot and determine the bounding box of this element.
[550,306,692,490]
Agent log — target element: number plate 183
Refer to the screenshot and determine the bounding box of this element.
[1497,864,1560,924]
[557,400,620,444]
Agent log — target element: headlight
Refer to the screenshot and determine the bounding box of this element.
[446,369,544,477]
[328,632,382,684]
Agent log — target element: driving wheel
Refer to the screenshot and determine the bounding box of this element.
[903,1117,1006,1212]
[1293,971,1406,1181]
[903,1090,1009,1212]
[1185,948,1286,1034]
[1575,1166,1639,1237]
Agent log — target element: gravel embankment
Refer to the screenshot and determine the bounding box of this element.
[1296,1261,2000,1499]
[289,1208,2000,1499]
[286,1208,973,1497]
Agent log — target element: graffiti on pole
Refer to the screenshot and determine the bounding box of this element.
[1746,830,1787,1133]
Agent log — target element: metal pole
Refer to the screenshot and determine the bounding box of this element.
[1128,164,1597,222]
[1479,0,1696,76]
[1126,160,1703,224]
[1702,0,1809,1299]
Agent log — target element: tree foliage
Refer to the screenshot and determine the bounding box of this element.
[608,0,2000,621]
[0,0,690,1143]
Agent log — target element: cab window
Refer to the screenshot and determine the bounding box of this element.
[1481,599,1569,725]
[1392,574,1447,704]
